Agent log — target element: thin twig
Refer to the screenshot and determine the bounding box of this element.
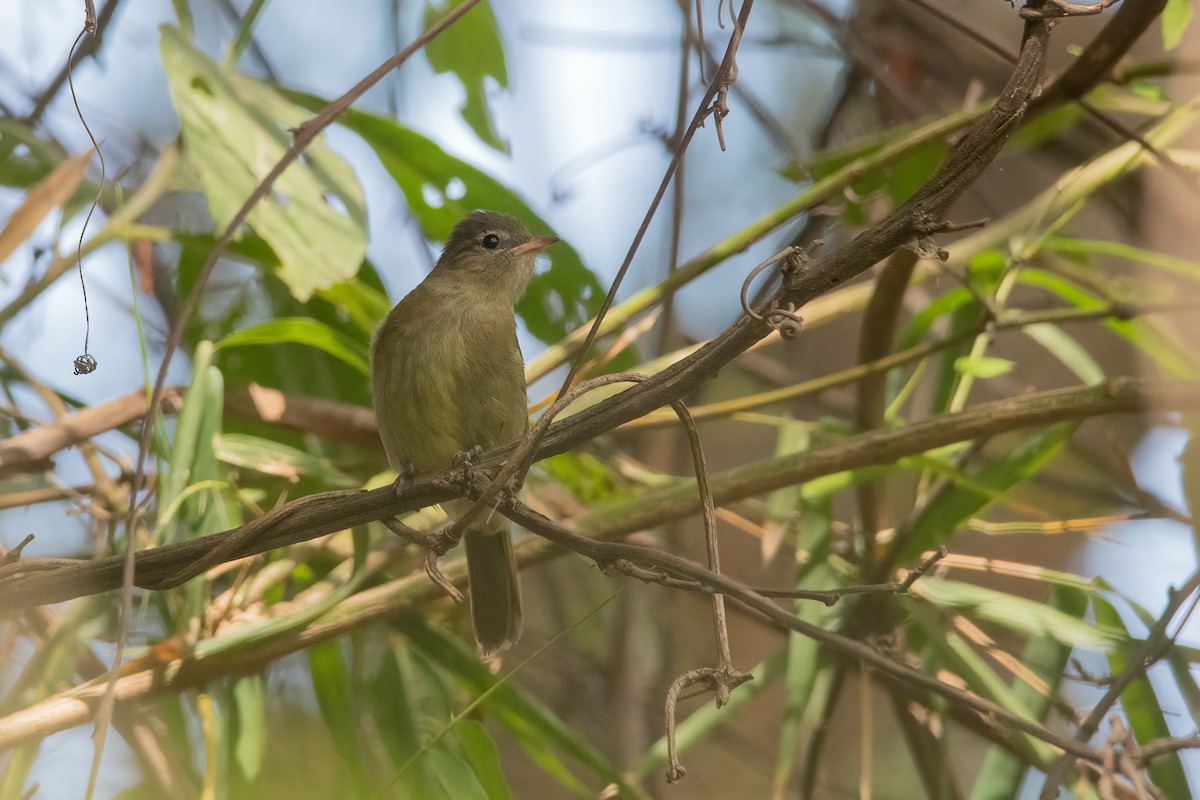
[1039,568,1200,798]
[754,546,947,603]
[554,0,755,400]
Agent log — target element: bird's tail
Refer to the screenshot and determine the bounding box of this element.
[464,518,523,657]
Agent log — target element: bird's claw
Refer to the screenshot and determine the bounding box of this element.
[382,518,464,604]
[391,462,417,498]
[452,445,485,468]
[452,445,486,488]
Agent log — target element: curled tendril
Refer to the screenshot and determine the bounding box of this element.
[739,244,815,340]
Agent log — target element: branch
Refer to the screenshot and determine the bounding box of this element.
[530,12,1052,462]
[0,497,1096,770]
[0,387,182,478]
[3,378,1196,610]
[500,501,1105,765]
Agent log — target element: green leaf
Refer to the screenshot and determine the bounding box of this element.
[160,25,367,301]
[215,318,370,375]
[912,606,1056,766]
[231,673,266,782]
[1163,0,1193,49]
[0,118,67,190]
[762,418,809,563]
[429,747,490,800]
[318,278,392,336]
[307,641,370,798]
[540,452,628,504]
[916,578,1127,650]
[968,586,1088,800]
[1020,268,1200,378]
[288,96,604,344]
[213,433,357,486]
[1021,323,1104,385]
[400,619,637,798]
[1043,236,1200,282]
[158,343,229,541]
[371,644,443,798]
[901,423,1076,558]
[895,287,974,351]
[773,495,836,795]
[455,720,511,800]
[1093,597,1192,798]
[953,355,1014,379]
[424,0,509,151]
[1120,586,1200,768]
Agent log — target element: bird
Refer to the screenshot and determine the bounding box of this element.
[371,210,558,656]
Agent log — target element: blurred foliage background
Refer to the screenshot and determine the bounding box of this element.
[1,0,1200,798]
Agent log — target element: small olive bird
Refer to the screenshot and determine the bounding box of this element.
[371,211,558,655]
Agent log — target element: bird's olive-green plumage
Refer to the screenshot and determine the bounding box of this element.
[371,211,557,656]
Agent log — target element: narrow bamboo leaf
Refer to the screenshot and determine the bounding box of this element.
[401,619,635,798]
[1020,268,1199,378]
[900,454,1011,509]
[160,26,367,301]
[1092,597,1191,798]
[911,607,1055,766]
[307,641,370,798]
[215,318,370,375]
[762,418,809,563]
[214,432,356,486]
[773,495,836,797]
[429,746,490,800]
[158,341,214,521]
[915,578,1125,651]
[932,301,985,414]
[901,423,1076,558]
[894,287,974,351]
[969,586,1088,800]
[1118,587,1200,753]
[1022,323,1104,385]
[0,149,91,265]
[1163,0,1193,49]
[1043,237,1200,282]
[158,345,227,543]
[424,0,508,151]
[455,720,512,800]
[373,644,444,799]
[0,743,38,800]
[231,673,266,782]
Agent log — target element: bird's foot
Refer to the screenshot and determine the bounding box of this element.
[391,462,417,499]
[452,445,487,491]
[382,517,464,604]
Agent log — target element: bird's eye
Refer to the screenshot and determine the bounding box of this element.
[482,233,500,250]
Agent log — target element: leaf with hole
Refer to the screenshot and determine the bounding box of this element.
[160,25,367,301]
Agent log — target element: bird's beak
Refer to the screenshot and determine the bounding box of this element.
[511,235,560,256]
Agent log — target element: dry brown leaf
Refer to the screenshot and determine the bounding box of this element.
[0,150,93,266]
